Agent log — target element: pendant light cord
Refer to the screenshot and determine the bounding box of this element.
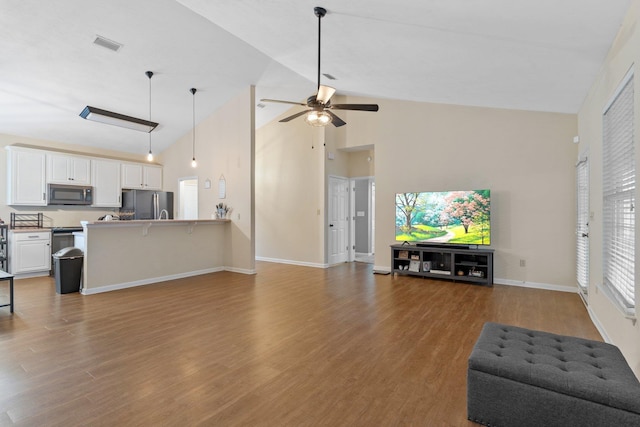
[191,88,197,162]
[146,71,154,158]
[190,88,197,167]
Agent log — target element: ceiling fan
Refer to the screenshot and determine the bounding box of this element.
[260,6,379,127]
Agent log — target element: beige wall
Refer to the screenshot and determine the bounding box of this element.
[348,149,375,178]
[577,0,640,376]
[337,99,578,287]
[159,87,255,273]
[255,109,326,266]
[0,134,146,227]
[280,97,576,287]
[257,96,577,285]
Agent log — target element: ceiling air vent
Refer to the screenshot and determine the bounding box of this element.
[322,73,337,80]
[93,35,123,52]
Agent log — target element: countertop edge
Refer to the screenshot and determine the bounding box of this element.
[84,219,230,228]
[8,228,51,233]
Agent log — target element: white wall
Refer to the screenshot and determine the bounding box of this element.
[577,0,640,376]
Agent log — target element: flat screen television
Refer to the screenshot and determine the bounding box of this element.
[395,190,491,245]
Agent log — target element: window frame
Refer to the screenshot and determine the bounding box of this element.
[601,68,636,316]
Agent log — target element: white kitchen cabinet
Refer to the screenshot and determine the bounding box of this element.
[47,153,91,185]
[6,146,47,206]
[121,163,162,190]
[143,165,162,189]
[91,159,121,207]
[9,230,51,275]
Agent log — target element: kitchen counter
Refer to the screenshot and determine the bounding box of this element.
[81,218,233,294]
[9,228,51,233]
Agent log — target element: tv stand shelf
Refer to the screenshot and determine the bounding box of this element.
[391,244,494,286]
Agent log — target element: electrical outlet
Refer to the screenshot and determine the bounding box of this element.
[520,259,526,267]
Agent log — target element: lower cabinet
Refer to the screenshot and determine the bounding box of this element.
[391,244,494,286]
[9,230,51,275]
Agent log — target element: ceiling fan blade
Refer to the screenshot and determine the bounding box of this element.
[330,103,379,112]
[279,110,312,123]
[316,85,336,104]
[260,98,307,107]
[326,110,346,127]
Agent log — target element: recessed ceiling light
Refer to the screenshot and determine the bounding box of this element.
[93,35,123,52]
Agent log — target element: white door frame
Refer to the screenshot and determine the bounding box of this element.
[328,175,349,265]
[349,179,356,262]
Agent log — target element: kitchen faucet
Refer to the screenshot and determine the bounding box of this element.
[158,209,169,220]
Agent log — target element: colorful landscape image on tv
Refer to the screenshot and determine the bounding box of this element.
[395,190,491,245]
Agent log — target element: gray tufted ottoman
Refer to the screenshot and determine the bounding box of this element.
[467,322,640,427]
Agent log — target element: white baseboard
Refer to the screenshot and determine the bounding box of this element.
[494,278,578,293]
[224,266,256,275]
[12,271,51,280]
[255,256,328,269]
[584,305,611,343]
[81,267,225,295]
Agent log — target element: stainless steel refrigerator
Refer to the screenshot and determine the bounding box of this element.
[120,190,174,220]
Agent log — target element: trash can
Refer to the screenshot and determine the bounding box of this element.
[52,247,83,294]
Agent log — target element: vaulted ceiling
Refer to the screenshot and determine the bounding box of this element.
[0,0,631,155]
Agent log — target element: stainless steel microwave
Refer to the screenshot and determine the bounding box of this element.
[48,184,93,205]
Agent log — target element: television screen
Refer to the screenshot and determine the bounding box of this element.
[395,190,491,245]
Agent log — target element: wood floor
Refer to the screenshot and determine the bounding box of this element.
[0,262,600,426]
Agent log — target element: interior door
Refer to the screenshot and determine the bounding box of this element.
[329,176,349,265]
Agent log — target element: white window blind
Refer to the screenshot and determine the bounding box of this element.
[602,72,635,313]
[576,157,589,294]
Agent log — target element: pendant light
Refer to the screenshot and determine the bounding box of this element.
[146,71,154,161]
[190,87,197,168]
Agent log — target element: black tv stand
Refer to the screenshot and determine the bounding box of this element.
[391,244,494,286]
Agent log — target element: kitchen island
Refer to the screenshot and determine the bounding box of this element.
[81,219,231,294]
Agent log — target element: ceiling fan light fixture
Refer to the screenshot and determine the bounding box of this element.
[260,6,378,129]
[305,110,332,127]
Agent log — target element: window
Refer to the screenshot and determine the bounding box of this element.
[602,70,635,315]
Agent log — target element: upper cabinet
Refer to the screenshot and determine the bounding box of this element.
[47,153,91,185]
[6,147,47,206]
[91,159,121,207]
[5,145,163,206]
[122,163,162,190]
[144,165,163,189]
